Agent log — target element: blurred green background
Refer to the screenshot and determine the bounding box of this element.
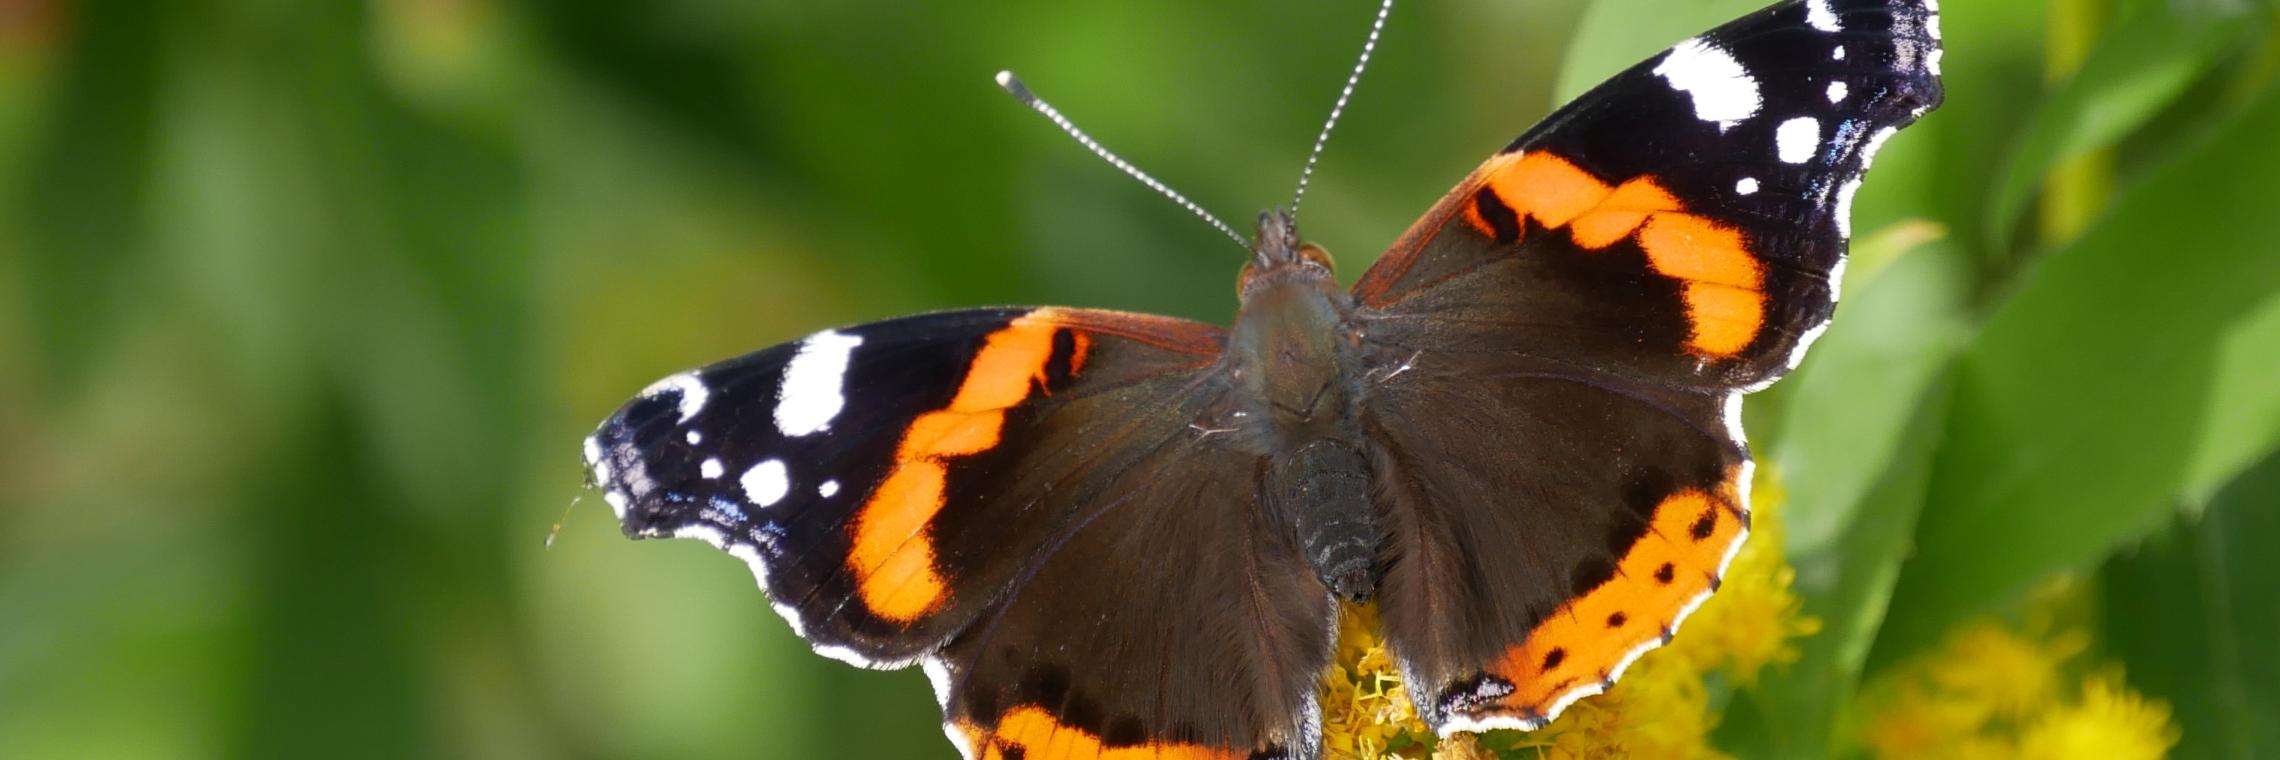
[4,0,2278,757]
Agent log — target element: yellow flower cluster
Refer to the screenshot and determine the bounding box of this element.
[1858,609,2177,760]
[1316,469,1818,759]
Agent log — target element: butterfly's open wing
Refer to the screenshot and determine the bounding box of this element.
[1354,0,1942,392]
[1350,0,1942,733]
[585,308,1332,758]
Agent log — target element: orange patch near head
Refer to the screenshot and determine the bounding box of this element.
[1475,475,1749,720]
[969,706,1247,760]
[1469,152,1768,357]
[848,313,1069,623]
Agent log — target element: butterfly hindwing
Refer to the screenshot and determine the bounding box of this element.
[585,307,1333,758]
[1350,0,1941,733]
[932,425,1334,760]
[1361,347,1753,731]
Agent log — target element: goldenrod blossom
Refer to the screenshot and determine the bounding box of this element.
[1859,609,2176,760]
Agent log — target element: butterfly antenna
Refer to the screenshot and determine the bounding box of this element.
[996,70,1250,250]
[1290,0,1394,223]
[545,493,583,550]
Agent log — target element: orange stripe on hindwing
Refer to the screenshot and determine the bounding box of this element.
[959,708,1248,760]
[1484,465,1750,717]
[1460,151,1768,357]
[847,311,1089,623]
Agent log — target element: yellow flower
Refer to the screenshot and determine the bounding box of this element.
[2015,673,2178,760]
[1316,467,1818,759]
[1858,597,2176,760]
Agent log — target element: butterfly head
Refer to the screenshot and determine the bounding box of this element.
[1241,209,1336,298]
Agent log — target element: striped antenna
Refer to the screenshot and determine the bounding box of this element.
[1290,0,1395,222]
[996,71,1250,250]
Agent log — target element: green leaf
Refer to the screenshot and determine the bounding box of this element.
[1773,238,1972,556]
[1873,79,2280,665]
[1553,0,1764,102]
[1985,2,2255,251]
[2101,450,2280,760]
[1745,372,1957,758]
[2182,292,2280,500]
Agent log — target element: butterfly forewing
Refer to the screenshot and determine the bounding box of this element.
[1356,0,1942,391]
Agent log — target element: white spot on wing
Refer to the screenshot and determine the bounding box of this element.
[1827,81,1849,103]
[775,330,864,437]
[1806,0,1841,31]
[819,480,840,498]
[1735,177,1760,195]
[741,459,790,507]
[1776,117,1821,164]
[1653,39,1762,129]
[1833,45,1846,60]
[582,436,610,488]
[685,430,702,445]
[640,371,710,423]
[700,458,724,480]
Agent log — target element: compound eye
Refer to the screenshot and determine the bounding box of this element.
[1298,243,1336,275]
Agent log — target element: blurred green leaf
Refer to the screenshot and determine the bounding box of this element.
[17,0,164,386]
[1554,0,1763,102]
[2183,293,2280,499]
[1749,372,1955,759]
[1875,79,2280,665]
[1986,2,2255,252]
[1774,238,1972,556]
[1742,238,1971,751]
[2101,449,2280,760]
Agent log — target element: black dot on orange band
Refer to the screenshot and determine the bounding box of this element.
[1048,328,1080,383]
[1690,508,1718,541]
[1542,648,1567,672]
[1655,563,1676,584]
[1607,611,1628,628]
[1472,187,1521,244]
[1001,746,1027,760]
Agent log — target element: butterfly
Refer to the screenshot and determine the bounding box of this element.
[583,0,1942,756]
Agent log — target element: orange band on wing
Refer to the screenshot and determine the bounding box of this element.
[1463,152,1768,358]
[956,708,1247,760]
[1479,467,1749,718]
[848,312,1081,622]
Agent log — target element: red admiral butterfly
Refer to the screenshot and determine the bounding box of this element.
[584,0,1941,756]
